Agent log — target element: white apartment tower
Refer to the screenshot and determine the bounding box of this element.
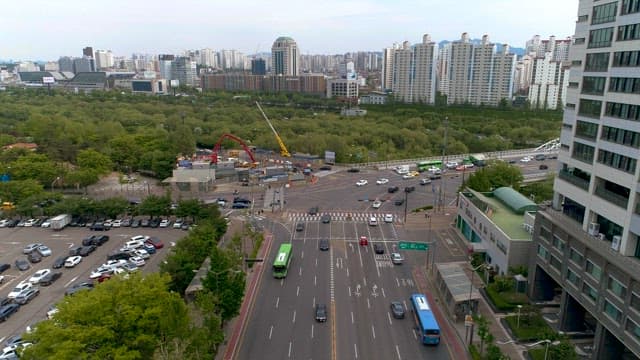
[271,36,300,76]
[381,44,399,91]
[437,43,451,96]
[444,33,515,106]
[95,50,114,70]
[528,1,640,358]
[513,54,535,94]
[527,53,571,110]
[387,35,437,104]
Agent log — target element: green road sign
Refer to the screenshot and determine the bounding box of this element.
[398,241,429,251]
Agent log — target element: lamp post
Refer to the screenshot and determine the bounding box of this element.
[516,304,523,329]
[439,116,448,212]
[50,176,61,192]
[468,262,489,315]
[527,339,561,360]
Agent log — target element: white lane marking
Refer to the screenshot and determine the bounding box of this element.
[412,328,417,340]
[301,250,304,259]
[367,298,371,309]
[363,277,367,287]
[64,276,78,288]
[381,287,386,298]
[269,325,273,339]
[396,277,400,287]
[354,343,358,359]
[314,275,317,286]
[346,267,349,277]
[371,325,376,339]
[313,297,316,308]
[329,247,335,301]
[348,286,351,297]
[288,341,292,358]
[403,300,408,312]
[280,279,284,287]
[351,311,354,324]
[276,297,280,308]
[395,345,402,360]
[299,266,302,276]
[311,324,314,339]
[296,286,300,297]
[387,312,392,325]
[292,310,296,323]
[315,258,318,267]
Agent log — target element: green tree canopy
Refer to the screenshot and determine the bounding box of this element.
[21,273,190,360]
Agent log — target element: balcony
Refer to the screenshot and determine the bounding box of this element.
[595,186,629,209]
[558,170,590,191]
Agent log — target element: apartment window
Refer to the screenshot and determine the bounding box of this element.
[586,260,602,282]
[563,123,574,130]
[539,226,552,241]
[605,101,640,121]
[604,300,623,322]
[582,76,607,95]
[572,60,583,67]
[578,99,603,118]
[597,149,638,173]
[618,23,640,41]
[608,275,627,299]
[583,283,598,303]
[566,103,577,109]
[612,50,640,67]
[585,52,610,71]
[575,120,599,140]
[572,142,596,163]
[593,2,618,24]
[579,14,589,22]
[626,319,640,343]
[609,77,640,94]
[569,247,584,265]
[550,255,562,271]
[552,235,566,252]
[589,27,614,48]
[631,292,640,313]
[537,244,549,261]
[575,38,586,45]
[621,0,640,15]
[601,126,640,148]
[566,268,580,287]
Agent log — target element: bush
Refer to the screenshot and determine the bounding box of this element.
[504,314,553,342]
[485,283,528,311]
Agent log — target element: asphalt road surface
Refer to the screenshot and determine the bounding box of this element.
[0,225,185,343]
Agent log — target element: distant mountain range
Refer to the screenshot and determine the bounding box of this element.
[438,39,525,57]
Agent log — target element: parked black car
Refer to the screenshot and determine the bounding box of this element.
[5,219,18,228]
[149,218,161,228]
[107,252,131,261]
[28,252,42,263]
[0,263,10,274]
[404,186,415,193]
[0,304,20,322]
[79,245,96,257]
[308,206,319,215]
[394,199,405,206]
[39,272,62,286]
[52,256,67,269]
[15,259,30,271]
[83,235,109,246]
[140,219,150,227]
[90,222,108,231]
[347,168,360,173]
[69,246,83,256]
[65,282,94,296]
[388,186,399,193]
[131,219,140,228]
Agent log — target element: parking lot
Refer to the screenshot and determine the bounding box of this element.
[0,224,186,342]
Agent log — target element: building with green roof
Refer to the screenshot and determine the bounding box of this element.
[456,187,538,275]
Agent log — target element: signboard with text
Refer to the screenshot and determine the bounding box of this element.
[398,241,428,251]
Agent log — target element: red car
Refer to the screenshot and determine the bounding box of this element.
[359,236,368,246]
[145,236,164,249]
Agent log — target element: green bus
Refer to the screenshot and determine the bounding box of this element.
[417,160,442,172]
[273,243,293,278]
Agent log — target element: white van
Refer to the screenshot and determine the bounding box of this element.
[368,217,378,226]
[124,239,144,250]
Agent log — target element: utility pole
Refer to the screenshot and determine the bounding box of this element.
[439,116,448,212]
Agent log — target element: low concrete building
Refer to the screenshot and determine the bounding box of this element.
[164,160,215,195]
[456,187,538,275]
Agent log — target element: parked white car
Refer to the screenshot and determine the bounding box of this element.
[355,179,368,186]
[159,219,170,228]
[133,249,150,259]
[29,269,51,284]
[372,200,382,209]
[129,256,146,267]
[8,282,32,299]
[376,178,389,185]
[64,256,82,268]
[384,214,394,223]
[89,266,113,279]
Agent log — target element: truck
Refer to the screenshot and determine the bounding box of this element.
[469,154,486,167]
[50,214,72,231]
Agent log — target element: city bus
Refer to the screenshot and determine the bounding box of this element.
[417,160,442,172]
[410,293,441,345]
[272,243,293,278]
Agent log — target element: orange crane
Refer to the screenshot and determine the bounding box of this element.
[256,101,291,157]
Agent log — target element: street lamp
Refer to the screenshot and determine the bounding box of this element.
[516,304,523,328]
[527,339,561,360]
[468,262,489,315]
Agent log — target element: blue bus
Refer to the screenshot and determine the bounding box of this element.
[410,293,441,345]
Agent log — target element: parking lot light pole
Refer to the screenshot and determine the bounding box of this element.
[517,304,523,328]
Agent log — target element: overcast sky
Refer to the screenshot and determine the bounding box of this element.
[3,0,579,61]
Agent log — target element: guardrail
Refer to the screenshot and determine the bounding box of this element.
[338,148,559,170]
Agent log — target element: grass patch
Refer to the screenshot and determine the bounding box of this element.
[247,233,264,269]
[411,205,434,213]
[485,283,527,311]
[504,314,553,342]
[469,344,482,360]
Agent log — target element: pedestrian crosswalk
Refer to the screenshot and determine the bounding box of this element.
[286,211,401,224]
[374,254,393,268]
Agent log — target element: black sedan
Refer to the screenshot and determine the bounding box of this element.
[390,301,405,319]
[15,259,30,271]
[0,263,10,274]
[52,256,67,269]
[39,272,62,286]
[0,304,19,322]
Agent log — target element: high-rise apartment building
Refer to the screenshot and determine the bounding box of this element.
[73,57,93,73]
[381,45,398,91]
[444,33,515,106]
[527,53,570,110]
[95,50,114,70]
[271,36,299,76]
[526,35,573,61]
[389,35,437,104]
[82,46,94,58]
[158,54,174,81]
[171,57,197,87]
[252,59,266,75]
[58,57,74,73]
[528,1,640,358]
[513,54,535,94]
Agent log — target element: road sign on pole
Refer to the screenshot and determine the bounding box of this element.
[398,241,429,251]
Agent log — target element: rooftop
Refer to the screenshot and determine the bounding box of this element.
[463,188,534,240]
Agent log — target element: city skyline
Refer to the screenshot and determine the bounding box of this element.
[4,0,577,61]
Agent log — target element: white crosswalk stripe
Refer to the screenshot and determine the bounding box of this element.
[286,211,402,224]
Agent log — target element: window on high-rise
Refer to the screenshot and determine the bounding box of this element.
[581,76,606,95]
[597,149,637,173]
[572,142,596,163]
[586,260,602,282]
[612,50,640,67]
[592,2,617,24]
[604,300,623,323]
[585,52,610,71]
[605,101,640,120]
[583,283,598,303]
[621,0,640,15]
[609,77,640,94]
[618,23,640,41]
[608,275,627,299]
[589,28,614,48]
[566,268,579,287]
[578,98,603,118]
[601,125,640,148]
[626,319,640,342]
[575,120,599,140]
